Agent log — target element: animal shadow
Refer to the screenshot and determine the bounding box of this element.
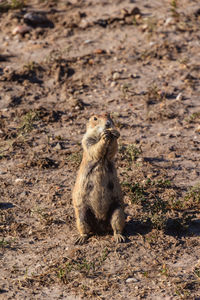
[125,218,152,239]
[164,217,200,237]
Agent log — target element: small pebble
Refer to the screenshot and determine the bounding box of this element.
[79,19,90,29]
[84,39,93,44]
[176,93,183,101]
[24,12,48,25]
[147,173,154,179]
[149,41,156,47]
[110,81,117,87]
[88,59,94,65]
[136,157,143,163]
[15,178,24,185]
[168,152,177,159]
[195,125,200,133]
[93,49,105,54]
[113,72,120,80]
[126,277,138,283]
[21,191,28,197]
[55,143,62,150]
[12,25,32,35]
[164,17,174,26]
[141,23,148,31]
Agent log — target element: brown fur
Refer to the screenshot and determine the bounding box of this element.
[72,113,125,244]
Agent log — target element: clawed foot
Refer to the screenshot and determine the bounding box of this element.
[75,234,88,245]
[102,130,113,142]
[110,129,120,139]
[114,233,125,243]
[102,129,120,141]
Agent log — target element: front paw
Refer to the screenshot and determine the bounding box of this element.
[101,130,113,142]
[110,129,120,139]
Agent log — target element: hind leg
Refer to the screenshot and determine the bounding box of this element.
[74,207,91,245]
[110,207,125,243]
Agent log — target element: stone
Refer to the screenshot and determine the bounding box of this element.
[24,12,48,26]
[126,277,138,283]
[12,25,32,35]
[113,72,120,80]
[176,93,183,101]
[15,178,24,185]
[55,143,62,150]
[110,81,116,87]
[164,17,174,26]
[195,125,200,133]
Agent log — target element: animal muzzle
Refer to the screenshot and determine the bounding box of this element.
[105,120,112,128]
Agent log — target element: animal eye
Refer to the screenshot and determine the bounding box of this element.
[93,117,97,121]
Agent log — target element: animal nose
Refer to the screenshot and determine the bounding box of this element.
[105,120,111,128]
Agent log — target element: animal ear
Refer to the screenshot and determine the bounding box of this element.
[105,112,111,118]
[89,115,94,121]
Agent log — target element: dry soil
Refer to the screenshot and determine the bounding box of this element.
[0,0,200,299]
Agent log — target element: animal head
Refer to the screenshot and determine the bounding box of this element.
[86,113,115,135]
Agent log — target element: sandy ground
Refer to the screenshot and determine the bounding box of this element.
[0,0,200,299]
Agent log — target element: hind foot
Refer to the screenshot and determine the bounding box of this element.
[114,233,125,243]
[74,234,88,245]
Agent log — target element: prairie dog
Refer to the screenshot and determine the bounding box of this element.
[72,113,125,244]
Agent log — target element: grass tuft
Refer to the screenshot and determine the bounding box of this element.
[184,184,200,208]
[119,143,142,164]
[19,110,40,134]
[0,0,26,12]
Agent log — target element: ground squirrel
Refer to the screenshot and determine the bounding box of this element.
[72,113,125,244]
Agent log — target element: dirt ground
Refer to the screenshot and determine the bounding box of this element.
[0,0,200,299]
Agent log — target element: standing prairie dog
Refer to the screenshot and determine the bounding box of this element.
[72,113,125,244]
